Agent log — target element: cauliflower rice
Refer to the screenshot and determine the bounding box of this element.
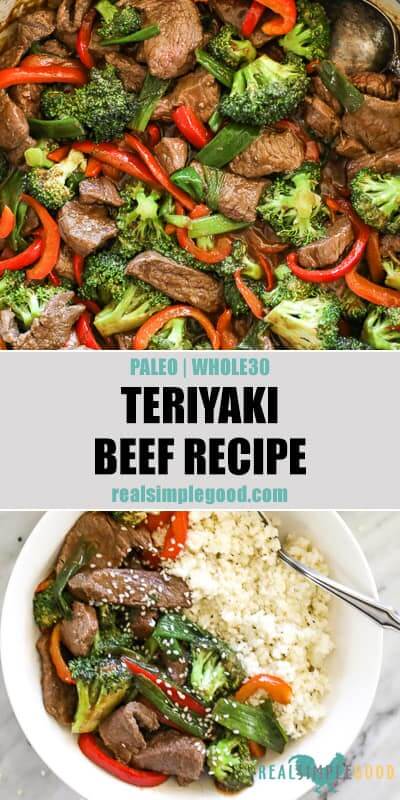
[167,511,334,739]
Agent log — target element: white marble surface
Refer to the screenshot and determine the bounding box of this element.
[0,511,399,800]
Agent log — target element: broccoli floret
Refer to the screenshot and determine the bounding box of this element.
[265,296,342,349]
[190,644,245,704]
[220,53,309,127]
[91,605,135,657]
[207,736,257,792]
[0,150,9,183]
[80,251,129,306]
[96,0,141,40]
[208,24,256,69]
[149,318,195,350]
[335,335,369,350]
[94,278,170,337]
[0,271,65,329]
[280,0,330,62]
[24,149,86,211]
[70,656,133,733]
[33,542,92,631]
[111,511,147,526]
[361,305,400,350]
[237,319,274,349]
[339,286,368,321]
[115,182,166,259]
[351,169,400,233]
[263,263,320,308]
[41,66,138,143]
[258,163,328,248]
[383,258,400,291]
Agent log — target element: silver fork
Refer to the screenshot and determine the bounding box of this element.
[258,512,400,632]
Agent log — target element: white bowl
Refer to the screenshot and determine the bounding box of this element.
[1,510,382,800]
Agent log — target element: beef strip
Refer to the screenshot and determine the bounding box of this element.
[58,201,117,256]
[134,0,203,79]
[22,207,40,238]
[380,235,400,257]
[153,69,220,123]
[115,332,135,349]
[230,129,305,178]
[55,244,75,282]
[209,0,268,47]
[311,76,342,115]
[298,217,354,269]
[14,292,84,350]
[8,136,37,166]
[342,97,400,153]
[126,251,224,313]
[160,653,188,686]
[105,52,147,92]
[320,158,348,199]
[304,96,341,142]
[79,177,123,207]
[351,72,396,100]
[36,633,76,725]
[347,148,400,180]
[60,601,99,657]
[57,0,93,35]
[68,568,192,608]
[99,701,159,764]
[0,9,56,68]
[56,511,153,573]
[334,134,368,160]
[0,310,20,346]
[154,138,188,175]
[40,39,72,58]
[132,730,206,784]
[129,607,159,639]
[0,91,30,152]
[10,84,42,119]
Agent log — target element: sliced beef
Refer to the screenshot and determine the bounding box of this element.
[40,39,72,58]
[347,148,400,180]
[218,172,266,223]
[209,0,268,47]
[36,634,76,725]
[7,137,36,166]
[351,72,396,100]
[58,201,117,256]
[304,96,341,142]
[0,91,30,152]
[0,9,56,68]
[230,129,305,178]
[99,701,159,764]
[298,217,354,269]
[321,158,348,199]
[79,177,123,207]
[22,207,40,238]
[69,568,191,608]
[60,601,99,657]
[311,76,342,115]
[57,0,93,35]
[380,235,400,257]
[56,511,153,573]
[55,244,75,282]
[334,134,368,160]
[14,292,84,350]
[0,310,20,346]
[153,69,220,123]
[105,52,147,92]
[134,0,203,79]
[342,97,400,153]
[115,332,135,349]
[129,607,158,639]
[154,138,188,175]
[10,84,42,119]
[132,730,206,784]
[160,654,188,686]
[126,252,223,313]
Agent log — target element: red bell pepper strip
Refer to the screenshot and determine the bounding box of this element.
[123,655,206,716]
[175,203,232,263]
[35,576,53,593]
[0,206,15,239]
[234,269,265,319]
[76,310,102,349]
[79,733,169,787]
[366,230,385,284]
[235,673,293,705]
[146,511,172,532]
[73,254,85,287]
[241,1,265,37]
[79,298,101,315]
[216,308,238,349]
[257,0,297,35]
[171,106,213,150]
[0,235,43,273]
[258,251,275,292]
[20,53,82,69]
[160,511,189,560]
[76,9,96,69]
[50,623,75,685]
[147,123,161,147]
[346,269,400,307]
[287,198,370,284]
[249,741,266,759]
[133,304,221,350]
[0,337,6,350]
[124,133,196,211]
[85,156,102,178]
[48,270,61,286]
[190,204,210,220]
[0,64,87,89]
[48,145,70,163]
[21,194,61,281]
[73,141,161,189]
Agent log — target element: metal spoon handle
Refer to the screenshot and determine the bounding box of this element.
[278,550,400,632]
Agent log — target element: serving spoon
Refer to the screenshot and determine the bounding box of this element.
[325,0,400,76]
[258,512,400,632]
